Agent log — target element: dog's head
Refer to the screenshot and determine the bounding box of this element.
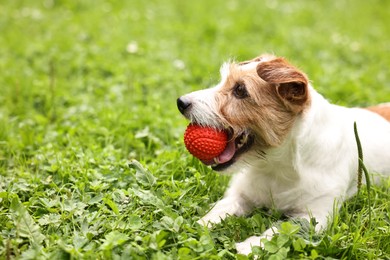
[177,54,311,172]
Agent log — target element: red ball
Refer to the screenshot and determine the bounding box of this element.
[184,124,228,161]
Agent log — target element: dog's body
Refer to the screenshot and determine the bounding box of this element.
[177,54,390,255]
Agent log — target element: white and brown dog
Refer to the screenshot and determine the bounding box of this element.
[177,54,390,255]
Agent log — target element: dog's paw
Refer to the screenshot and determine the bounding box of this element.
[196,218,208,226]
[196,217,217,228]
[235,241,253,255]
[197,213,223,228]
[235,236,264,255]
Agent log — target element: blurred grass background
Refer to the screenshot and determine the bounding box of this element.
[0,0,389,259]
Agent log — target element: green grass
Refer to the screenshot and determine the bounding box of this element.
[1,0,390,259]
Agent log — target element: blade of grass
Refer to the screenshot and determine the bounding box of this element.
[354,122,363,190]
[359,158,371,228]
[352,122,371,228]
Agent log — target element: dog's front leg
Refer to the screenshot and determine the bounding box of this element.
[235,212,329,255]
[197,194,253,227]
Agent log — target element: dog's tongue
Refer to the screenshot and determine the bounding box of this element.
[202,139,236,165]
[217,139,236,163]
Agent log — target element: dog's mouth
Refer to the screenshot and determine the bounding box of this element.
[202,130,255,171]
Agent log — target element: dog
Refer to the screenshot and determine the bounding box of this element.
[177,54,390,255]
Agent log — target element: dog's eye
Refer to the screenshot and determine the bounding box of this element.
[233,83,249,99]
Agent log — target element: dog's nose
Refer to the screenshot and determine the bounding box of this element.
[177,97,192,114]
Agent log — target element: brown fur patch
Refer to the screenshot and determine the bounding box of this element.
[256,58,310,112]
[366,104,390,121]
[215,57,311,148]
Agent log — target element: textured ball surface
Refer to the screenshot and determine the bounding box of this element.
[184,124,228,161]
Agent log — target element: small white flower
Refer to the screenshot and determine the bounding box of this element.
[126,41,138,54]
[173,59,185,70]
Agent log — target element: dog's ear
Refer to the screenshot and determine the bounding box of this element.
[239,54,276,66]
[256,58,309,108]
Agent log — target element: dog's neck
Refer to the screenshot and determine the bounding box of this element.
[248,87,331,177]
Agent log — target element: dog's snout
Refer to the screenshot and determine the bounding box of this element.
[177,97,192,114]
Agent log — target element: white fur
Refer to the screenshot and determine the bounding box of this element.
[190,78,390,255]
[179,87,221,128]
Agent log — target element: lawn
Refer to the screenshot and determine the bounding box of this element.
[0,0,389,259]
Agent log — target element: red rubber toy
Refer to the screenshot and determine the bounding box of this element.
[184,124,228,161]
